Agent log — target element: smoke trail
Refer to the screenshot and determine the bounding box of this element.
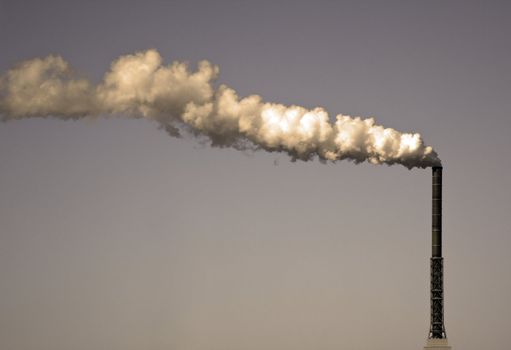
[0,49,440,168]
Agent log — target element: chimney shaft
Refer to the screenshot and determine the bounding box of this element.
[432,167,442,257]
[429,166,446,339]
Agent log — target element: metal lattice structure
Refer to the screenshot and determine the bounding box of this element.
[429,257,446,338]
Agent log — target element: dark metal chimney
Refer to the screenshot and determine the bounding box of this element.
[429,166,447,339]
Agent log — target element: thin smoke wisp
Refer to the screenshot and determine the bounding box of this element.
[0,49,441,168]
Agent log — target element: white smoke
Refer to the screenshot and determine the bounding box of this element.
[0,49,440,168]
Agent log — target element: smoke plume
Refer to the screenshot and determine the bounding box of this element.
[0,49,440,168]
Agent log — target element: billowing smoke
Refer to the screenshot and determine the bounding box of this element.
[0,49,440,168]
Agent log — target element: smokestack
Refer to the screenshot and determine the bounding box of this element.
[425,166,450,349]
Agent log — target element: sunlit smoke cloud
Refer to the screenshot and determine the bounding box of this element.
[0,49,440,168]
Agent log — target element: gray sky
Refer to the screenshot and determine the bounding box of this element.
[1,1,510,350]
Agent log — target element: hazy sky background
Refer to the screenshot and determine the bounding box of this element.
[1,1,510,350]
